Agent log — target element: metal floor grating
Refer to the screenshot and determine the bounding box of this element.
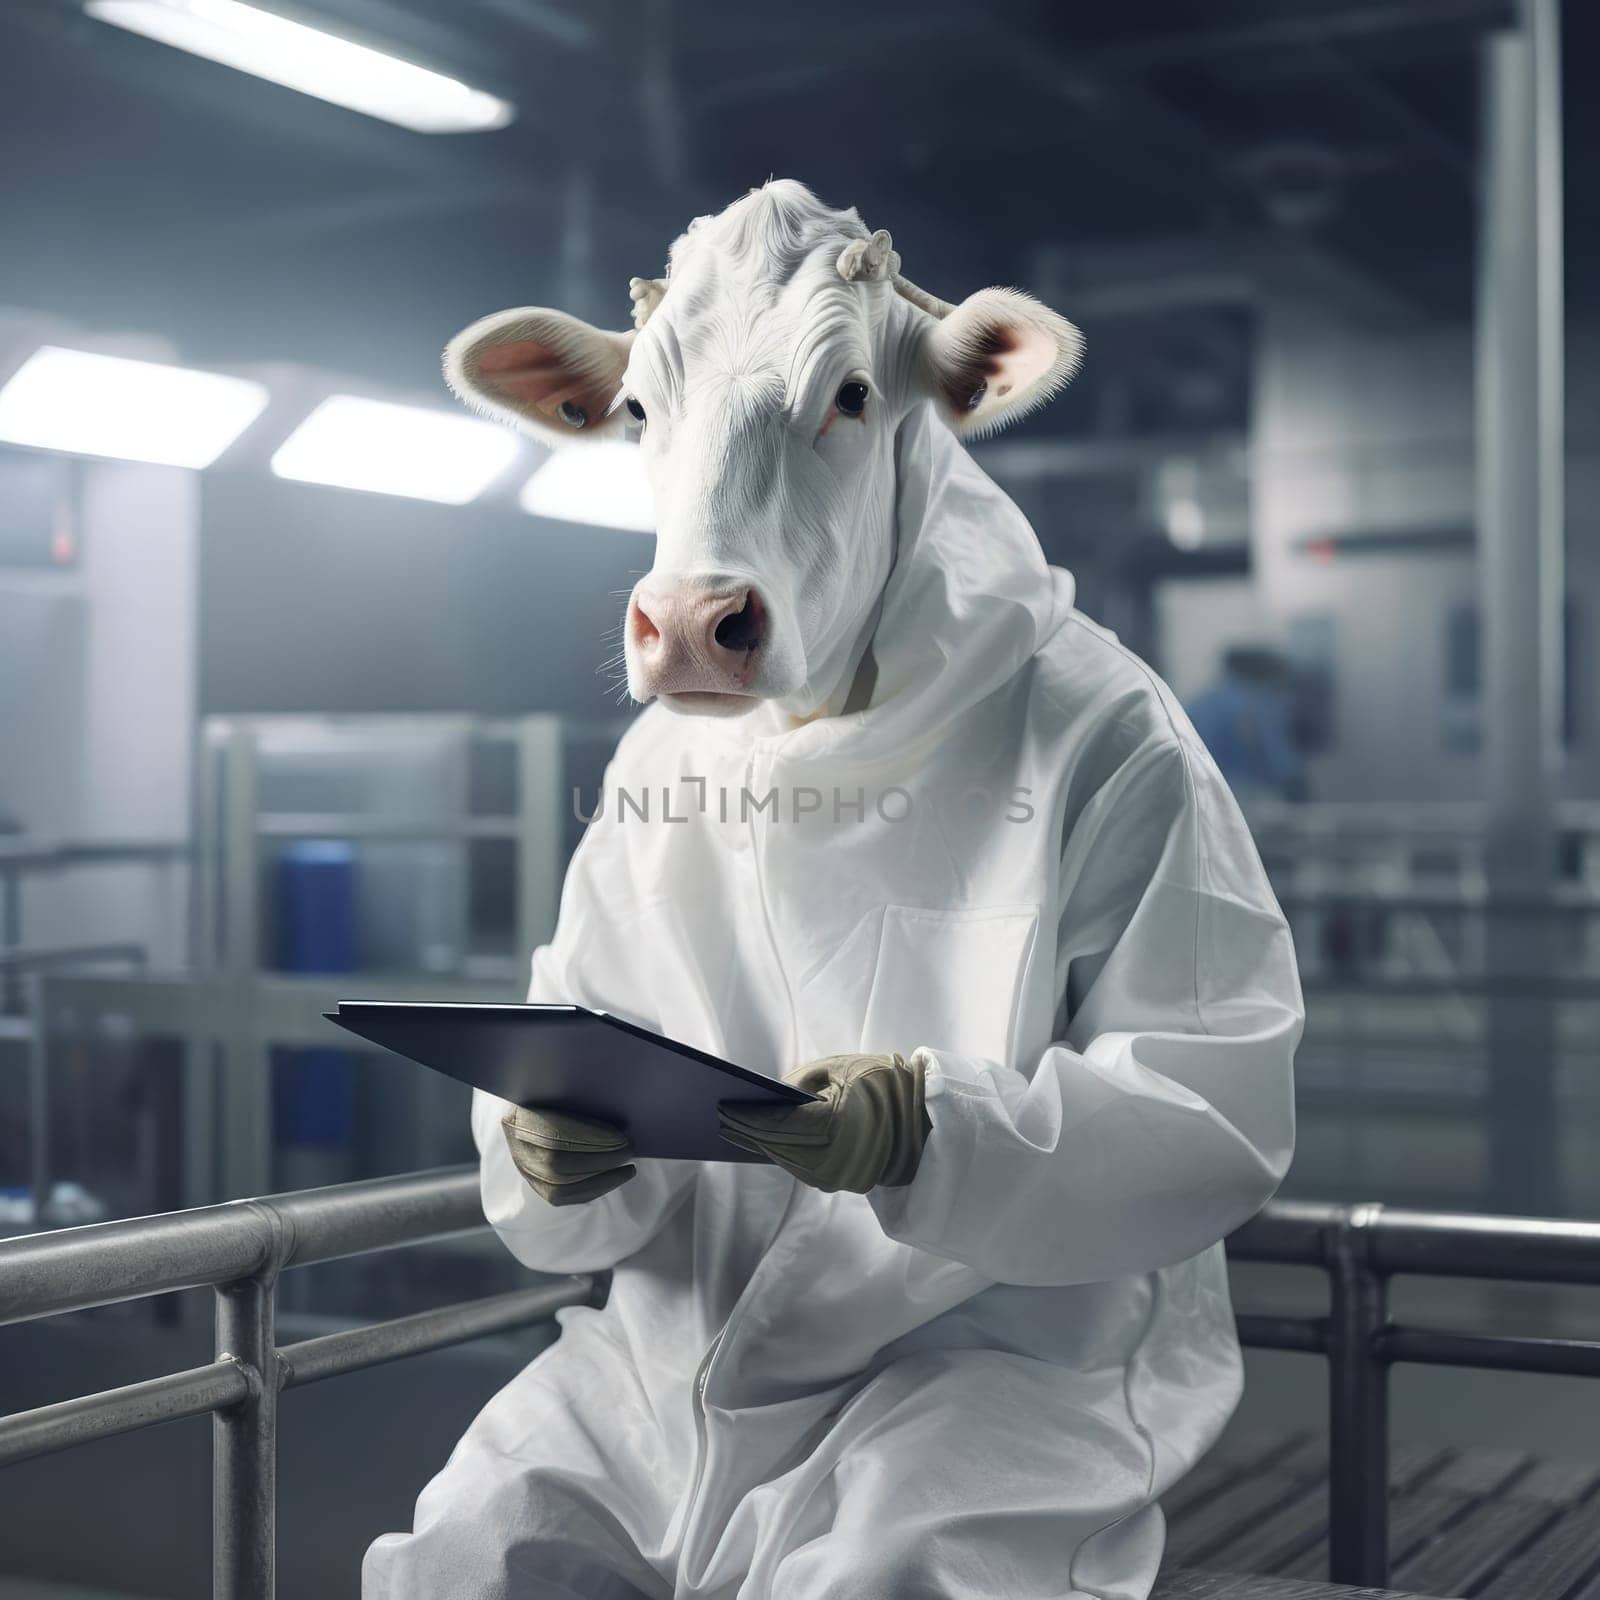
[1160,1433,1600,1600]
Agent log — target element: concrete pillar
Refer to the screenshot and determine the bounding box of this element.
[1475,0,1565,1212]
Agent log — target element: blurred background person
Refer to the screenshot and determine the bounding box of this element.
[1186,644,1310,804]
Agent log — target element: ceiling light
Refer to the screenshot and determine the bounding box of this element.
[85,0,514,134]
[270,394,522,504]
[520,441,655,533]
[0,345,268,468]
[1164,498,1205,550]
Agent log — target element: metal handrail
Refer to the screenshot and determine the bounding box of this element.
[1300,974,1600,998]
[0,839,190,871]
[1275,890,1600,917]
[0,1167,486,1325]
[0,1166,598,1599]
[2,1181,1599,1597]
[0,942,148,973]
[1227,1199,1600,1589]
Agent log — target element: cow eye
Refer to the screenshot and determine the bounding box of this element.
[834,381,869,417]
[625,396,646,424]
[558,401,587,429]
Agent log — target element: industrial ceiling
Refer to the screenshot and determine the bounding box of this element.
[0,0,1589,430]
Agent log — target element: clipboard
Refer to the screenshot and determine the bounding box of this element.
[324,1000,815,1164]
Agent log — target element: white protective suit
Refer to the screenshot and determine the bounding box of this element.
[365,408,1301,1600]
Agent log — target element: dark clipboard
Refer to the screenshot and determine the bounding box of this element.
[324,1001,815,1164]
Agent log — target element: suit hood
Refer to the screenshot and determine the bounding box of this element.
[739,404,1069,768]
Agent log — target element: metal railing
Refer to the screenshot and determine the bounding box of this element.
[0,1167,598,1600]
[1228,1199,1600,1590]
[2,945,151,1222]
[0,838,184,1013]
[3,1179,1599,1598]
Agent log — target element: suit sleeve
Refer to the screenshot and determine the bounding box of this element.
[869,736,1301,1287]
[475,787,698,1276]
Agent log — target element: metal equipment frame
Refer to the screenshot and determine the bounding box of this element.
[7,713,604,1223]
[2,1180,1598,1597]
[192,715,576,1203]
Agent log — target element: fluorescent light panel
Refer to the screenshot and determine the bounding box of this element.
[271,394,522,504]
[85,0,513,134]
[1164,497,1205,549]
[0,346,268,468]
[520,440,656,533]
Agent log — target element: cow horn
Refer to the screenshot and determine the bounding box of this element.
[836,229,900,284]
[628,276,667,329]
[891,275,954,320]
[836,229,953,318]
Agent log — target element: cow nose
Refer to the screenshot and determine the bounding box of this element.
[628,582,769,696]
[631,596,663,650]
[710,588,767,656]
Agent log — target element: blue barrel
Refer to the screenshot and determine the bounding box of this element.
[274,841,357,1146]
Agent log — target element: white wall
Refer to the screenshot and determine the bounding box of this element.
[0,579,85,836]
[0,314,198,969]
[62,462,195,968]
[1250,296,1477,802]
[1236,296,1598,803]
[1153,574,1277,704]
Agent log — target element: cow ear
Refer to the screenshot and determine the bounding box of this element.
[918,287,1083,439]
[444,307,634,446]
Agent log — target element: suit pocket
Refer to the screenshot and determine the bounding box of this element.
[859,903,1040,1066]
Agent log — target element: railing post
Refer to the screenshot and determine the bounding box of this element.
[0,864,21,1014]
[24,974,51,1224]
[214,1268,279,1600]
[1326,1203,1390,1588]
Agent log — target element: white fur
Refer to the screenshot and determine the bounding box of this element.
[443,181,1084,717]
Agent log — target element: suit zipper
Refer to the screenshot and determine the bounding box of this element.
[744,747,800,1067]
[684,1326,724,1518]
[682,1173,803,1536]
[680,747,803,1535]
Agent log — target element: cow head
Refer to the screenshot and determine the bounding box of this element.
[445,181,1082,720]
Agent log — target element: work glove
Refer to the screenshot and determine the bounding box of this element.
[501,1107,636,1207]
[717,1052,930,1194]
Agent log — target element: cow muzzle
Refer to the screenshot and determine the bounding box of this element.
[626,578,772,712]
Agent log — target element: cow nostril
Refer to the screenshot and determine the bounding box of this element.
[631,599,662,649]
[714,591,766,654]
